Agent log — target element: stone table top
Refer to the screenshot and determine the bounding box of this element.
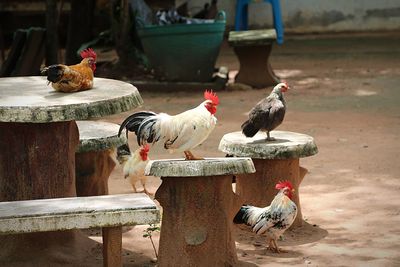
[0,76,143,123]
[76,121,126,153]
[145,157,255,177]
[219,131,318,159]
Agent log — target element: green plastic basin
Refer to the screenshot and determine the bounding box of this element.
[138,11,226,82]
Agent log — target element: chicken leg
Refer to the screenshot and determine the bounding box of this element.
[131,183,138,193]
[266,131,276,141]
[184,151,204,160]
[267,238,287,253]
[140,178,151,195]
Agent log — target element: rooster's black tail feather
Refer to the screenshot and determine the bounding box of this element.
[118,111,157,141]
[41,65,64,83]
[233,205,251,224]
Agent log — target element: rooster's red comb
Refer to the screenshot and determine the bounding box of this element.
[141,144,150,153]
[204,90,219,105]
[80,48,97,61]
[275,180,293,190]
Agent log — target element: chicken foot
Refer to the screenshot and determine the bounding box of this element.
[131,184,138,193]
[266,131,276,141]
[130,178,152,195]
[184,151,204,160]
[266,238,287,253]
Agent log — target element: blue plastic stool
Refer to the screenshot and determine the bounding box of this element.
[234,0,284,44]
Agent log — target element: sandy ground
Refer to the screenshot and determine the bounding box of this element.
[4,32,398,267]
[100,33,400,267]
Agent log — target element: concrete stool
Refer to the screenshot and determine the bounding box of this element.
[75,121,126,196]
[228,29,280,88]
[145,158,255,267]
[219,131,318,227]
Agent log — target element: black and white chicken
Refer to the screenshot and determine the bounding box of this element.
[233,181,297,253]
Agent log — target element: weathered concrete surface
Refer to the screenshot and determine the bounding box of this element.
[219,130,318,159]
[145,157,255,177]
[76,120,126,153]
[0,76,143,122]
[0,193,159,234]
[0,193,159,267]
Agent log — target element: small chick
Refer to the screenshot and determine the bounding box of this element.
[117,144,150,195]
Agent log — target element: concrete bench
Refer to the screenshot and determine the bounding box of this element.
[145,157,255,266]
[228,29,280,88]
[219,131,318,227]
[76,121,126,196]
[0,193,159,267]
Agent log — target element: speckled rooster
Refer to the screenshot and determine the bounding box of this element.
[234,181,297,253]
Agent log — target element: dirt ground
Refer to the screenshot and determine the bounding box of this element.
[17,32,398,267]
[99,32,400,267]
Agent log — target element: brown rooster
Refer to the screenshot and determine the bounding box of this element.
[241,82,290,141]
[41,48,96,93]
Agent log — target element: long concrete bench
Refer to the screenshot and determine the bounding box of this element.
[0,193,159,267]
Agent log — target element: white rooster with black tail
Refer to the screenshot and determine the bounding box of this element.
[118,90,219,160]
[241,82,290,141]
[233,181,297,253]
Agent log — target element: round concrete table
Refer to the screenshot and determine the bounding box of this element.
[145,157,255,267]
[76,121,126,196]
[0,76,142,264]
[219,131,318,227]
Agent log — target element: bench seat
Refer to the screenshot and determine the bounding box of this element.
[0,193,158,234]
[0,193,160,266]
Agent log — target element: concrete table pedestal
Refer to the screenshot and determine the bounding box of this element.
[145,158,255,267]
[219,131,318,227]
